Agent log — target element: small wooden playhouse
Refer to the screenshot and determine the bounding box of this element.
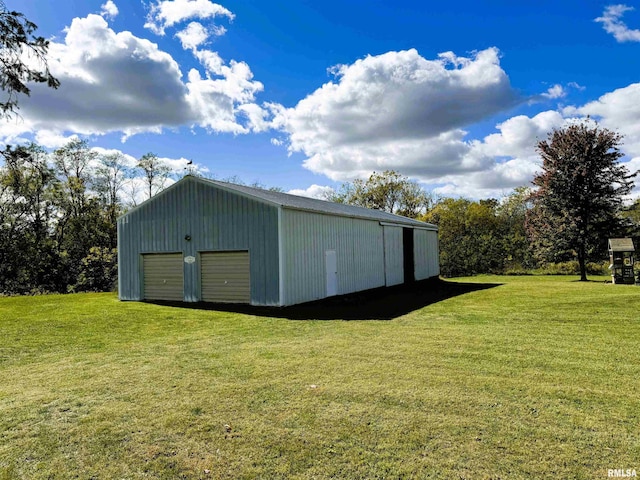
[608,238,636,285]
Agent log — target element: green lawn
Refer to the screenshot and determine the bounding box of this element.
[1,276,639,479]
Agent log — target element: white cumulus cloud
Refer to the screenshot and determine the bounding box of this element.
[145,0,234,35]
[272,48,521,186]
[595,4,640,42]
[185,60,264,134]
[175,21,210,50]
[576,82,640,156]
[288,184,336,200]
[279,48,518,153]
[2,14,191,139]
[100,0,119,19]
[429,112,565,199]
[35,131,80,149]
[541,84,566,99]
[433,156,541,199]
[478,111,565,159]
[0,10,266,145]
[271,46,640,199]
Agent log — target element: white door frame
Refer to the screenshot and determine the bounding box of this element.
[325,250,338,297]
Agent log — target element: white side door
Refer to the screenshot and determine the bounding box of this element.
[325,250,338,297]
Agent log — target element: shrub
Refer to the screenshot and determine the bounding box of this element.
[73,247,117,292]
[533,260,609,276]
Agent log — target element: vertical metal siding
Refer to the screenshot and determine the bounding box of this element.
[429,230,440,277]
[414,229,440,280]
[117,178,280,305]
[383,226,404,286]
[118,213,145,301]
[277,208,285,306]
[280,209,385,306]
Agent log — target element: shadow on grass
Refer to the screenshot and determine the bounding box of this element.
[145,278,502,321]
[571,279,610,283]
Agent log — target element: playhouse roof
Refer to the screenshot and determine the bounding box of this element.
[608,238,635,252]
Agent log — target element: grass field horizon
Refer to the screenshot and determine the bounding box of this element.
[1,275,639,479]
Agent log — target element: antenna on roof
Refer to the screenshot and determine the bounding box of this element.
[184,159,195,176]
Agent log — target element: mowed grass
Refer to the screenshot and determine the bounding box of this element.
[0,276,639,479]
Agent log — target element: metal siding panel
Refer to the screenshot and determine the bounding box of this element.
[413,229,428,281]
[348,219,384,293]
[414,229,439,280]
[143,253,184,301]
[200,183,279,306]
[201,251,250,303]
[118,214,143,300]
[117,218,129,299]
[281,209,385,306]
[428,230,440,277]
[117,177,280,305]
[183,179,197,302]
[117,219,124,298]
[281,210,322,305]
[278,208,285,305]
[255,204,266,302]
[383,226,404,286]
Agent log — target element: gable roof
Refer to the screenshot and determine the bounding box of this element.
[119,175,437,229]
[199,177,436,229]
[608,238,635,252]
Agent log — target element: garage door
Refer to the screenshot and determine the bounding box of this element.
[143,253,184,301]
[201,251,250,303]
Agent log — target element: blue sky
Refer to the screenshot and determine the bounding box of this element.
[4,0,640,199]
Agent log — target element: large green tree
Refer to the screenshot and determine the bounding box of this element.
[94,151,128,247]
[422,188,537,277]
[0,139,177,294]
[0,1,59,118]
[329,170,434,218]
[526,121,636,281]
[618,199,640,258]
[53,139,111,288]
[497,186,535,272]
[423,197,508,277]
[137,152,171,201]
[0,144,60,293]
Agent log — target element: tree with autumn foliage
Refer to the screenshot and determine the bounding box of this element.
[526,121,636,281]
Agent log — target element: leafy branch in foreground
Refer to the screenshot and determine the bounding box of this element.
[0,1,60,119]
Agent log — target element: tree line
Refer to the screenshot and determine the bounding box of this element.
[1,6,638,292]
[2,122,639,294]
[0,140,176,294]
[1,4,639,292]
[0,138,285,295]
[330,123,638,280]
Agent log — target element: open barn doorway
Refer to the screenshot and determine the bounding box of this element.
[403,228,414,283]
